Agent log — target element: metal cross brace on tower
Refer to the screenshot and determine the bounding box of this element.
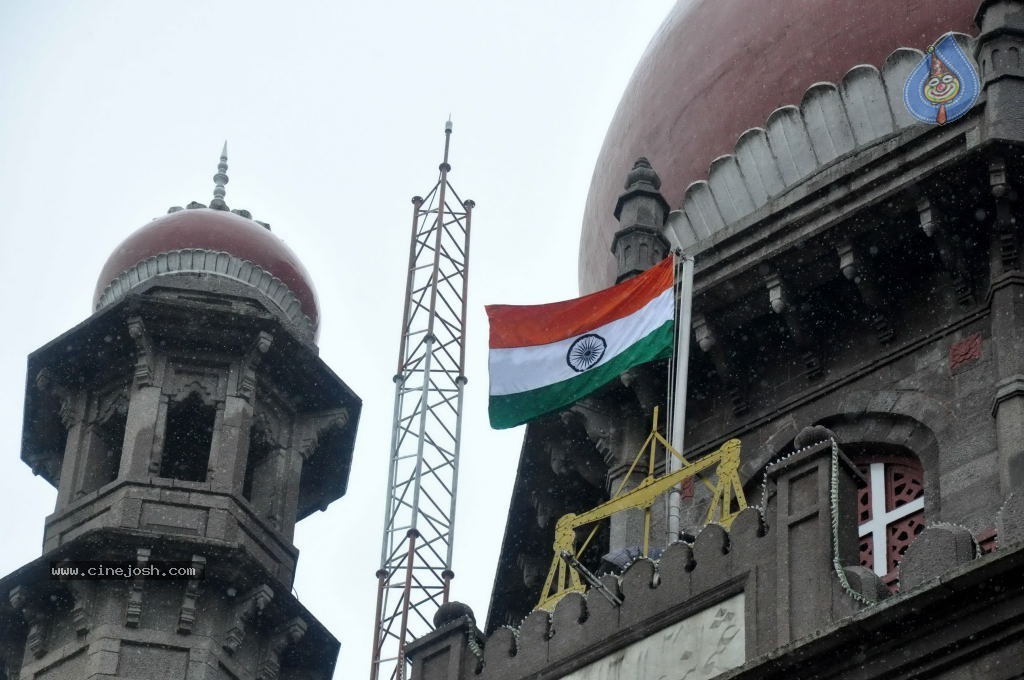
[370,121,474,680]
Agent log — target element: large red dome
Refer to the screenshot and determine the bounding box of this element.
[579,0,978,294]
[95,208,320,335]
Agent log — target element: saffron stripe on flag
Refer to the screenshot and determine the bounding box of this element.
[488,286,674,396]
[486,255,673,349]
[488,321,674,429]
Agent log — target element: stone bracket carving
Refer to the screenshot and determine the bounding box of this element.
[296,409,351,462]
[65,579,91,636]
[127,317,155,388]
[223,584,275,655]
[251,410,282,451]
[516,554,549,591]
[619,363,665,417]
[95,389,129,427]
[35,367,77,430]
[836,241,895,343]
[561,399,621,466]
[177,555,206,634]
[125,547,150,627]
[990,158,1020,272]
[917,197,975,306]
[238,331,274,402]
[528,486,563,530]
[764,270,822,378]
[544,437,607,491]
[692,312,749,415]
[258,617,308,680]
[9,585,49,658]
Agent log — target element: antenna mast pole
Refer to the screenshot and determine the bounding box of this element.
[370,121,474,680]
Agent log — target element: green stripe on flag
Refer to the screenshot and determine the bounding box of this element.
[488,321,674,429]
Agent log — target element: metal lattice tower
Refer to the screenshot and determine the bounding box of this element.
[371,121,474,680]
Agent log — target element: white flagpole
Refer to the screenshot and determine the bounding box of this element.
[667,251,694,543]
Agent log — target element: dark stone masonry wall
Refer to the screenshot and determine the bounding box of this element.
[465,2,1024,678]
[410,437,1024,679]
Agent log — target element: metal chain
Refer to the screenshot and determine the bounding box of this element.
[828,437,877,606]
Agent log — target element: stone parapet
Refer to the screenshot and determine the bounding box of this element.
[420,428,1023,680]
[42,481,300,586]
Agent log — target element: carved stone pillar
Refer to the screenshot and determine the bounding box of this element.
[214,393,251,494]
[212,331,272,494]
[121,317,165,481]
[45,379,86,510]
[985,158,1024,494]
[989,268,1024,494]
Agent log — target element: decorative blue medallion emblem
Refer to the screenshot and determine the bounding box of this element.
[903,33,980,126]
[566,334,607,372]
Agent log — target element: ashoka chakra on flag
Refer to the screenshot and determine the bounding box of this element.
[566,334,607,372]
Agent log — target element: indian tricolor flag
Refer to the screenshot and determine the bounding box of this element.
[486,256,675,429]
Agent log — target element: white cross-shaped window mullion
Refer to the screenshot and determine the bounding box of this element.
[857,462,925,576]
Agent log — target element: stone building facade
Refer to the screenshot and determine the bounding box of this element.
[0,173,361,680]
[407,1,1024,678]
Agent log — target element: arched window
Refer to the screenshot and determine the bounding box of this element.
[852,449,925,589]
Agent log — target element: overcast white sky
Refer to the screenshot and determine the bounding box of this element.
[0,2,675,676]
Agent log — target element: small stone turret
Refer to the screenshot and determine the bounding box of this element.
[611,158,670,283]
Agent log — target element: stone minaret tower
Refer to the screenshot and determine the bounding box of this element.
[0,149,361,680]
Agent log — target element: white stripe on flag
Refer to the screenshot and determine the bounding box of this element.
[488,286,674,396]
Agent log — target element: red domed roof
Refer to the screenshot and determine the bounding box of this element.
[579,0,978,294]
[95,208,319,332]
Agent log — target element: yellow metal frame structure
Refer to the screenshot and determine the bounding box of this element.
[536,408,746,611]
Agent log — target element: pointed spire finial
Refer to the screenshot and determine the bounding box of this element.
[211,141,229,211]
[624,156,661,191]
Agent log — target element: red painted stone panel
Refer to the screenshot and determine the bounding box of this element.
[949,333,983,373]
